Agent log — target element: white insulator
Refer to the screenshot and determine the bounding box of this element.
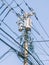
[19,23,23,32]
[24,18,32,31]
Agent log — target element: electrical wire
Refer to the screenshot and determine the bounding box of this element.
[23,0,49,51]
[2,0,25,23]
[0,38,43,65]
[1,0,14,6]
[13,0,25,13]
[0,49,11,59]
[0,33,19,48]
[1,8,12,21]
[0,0,44,64]
[11,0,24,9]
[4,0,25,14]
[23,0,49,41]
[2,0,23,9]
[0,6,8,15]
[31,33,49,56]
[31,25,49,56]
[33,40,49,42]
[23,0,34,11]
[0,3,5,9]
[0,20,18,37]
[33,24,49,53]
[0,38,34,65]
[0,28,44,65]
[32,26,40,36]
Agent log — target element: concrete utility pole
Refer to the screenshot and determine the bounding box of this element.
[24,30,28,65]
[17,12,33,65]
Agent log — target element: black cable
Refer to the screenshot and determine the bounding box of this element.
[13,0,25,13]
[2,0,23,9]
[32,25,49,56]
[0,49,11,59]
[2,8,12,22]
[32,27,40,36]
[0,0,44,64]
[1,0,14,6]
[23,0,49,51]
[31,33,49,56]
[33,52,44,65]
[4,0,25,15]
[12,0,23,8]
[23,0,49,39]
[0,6,8,15]
[0,28,44,65]
[0,38,34,65]
[0,33,19,47]
[2,0,25,23]
[33,40,49,42]
[0,3,5,9]
[36,17,49,38]
[33,24,49,54]
[23,0,34,11]
[0,20,18,37]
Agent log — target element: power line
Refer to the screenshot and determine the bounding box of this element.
[32,25,49,56]
[4,0,25,14]
[0,28,44,65]
[31,33,49,56]
[1,0,14,6]
[0,0,45,64]
[0,38,34,65]
[0,33,19,47]
[0,49,11,59]
[0,6,8,16]
[11,0,24,9]
[0,20,18,36]
[23,0,49,41]
[0,3,5,9]
[23,0,34,12]
[2,0,25,23]
[2,8,12,21]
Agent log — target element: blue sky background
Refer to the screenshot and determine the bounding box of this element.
[0,0,49,65]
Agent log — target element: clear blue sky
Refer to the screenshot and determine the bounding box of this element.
[0,0,49,65]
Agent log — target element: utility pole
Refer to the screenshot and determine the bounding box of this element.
[24,30,28,65]
[17,12,33,65]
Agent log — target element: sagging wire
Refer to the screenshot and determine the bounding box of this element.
[4,0,25,15]
[23,0,49,50]
[31,24,49,56]
[0,38,34,65]
[0,33,19,48]
[23,0,34,11]
[0,49,11,60]
[32,26,40,36]
[0,3,5,9]
[29,51,44,65]
[32,24,49,53]
[11,0,24,9]
[13,0,25,14]
[0,0,44,64]
[23,0,49,38]
[2,8,12,21]
[2,0,23,9]
[0,6,8,16]
[0,20,18,37]
[31,33,49,56]
[0,28,44,65]
[0,0,23,20]
[1,0,14,6]
[2,0,25,23]
[32,40,49,43]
